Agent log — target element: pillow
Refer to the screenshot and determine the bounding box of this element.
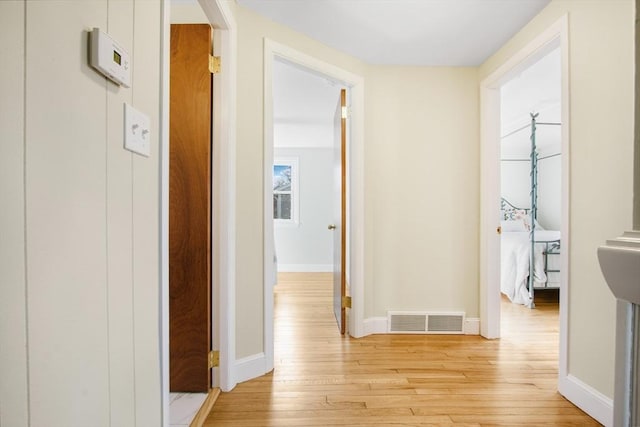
[502,208,527,221]
[501,219,528,232]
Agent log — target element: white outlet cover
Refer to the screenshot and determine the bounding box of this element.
[124,103,150,157]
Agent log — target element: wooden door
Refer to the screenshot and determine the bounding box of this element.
[332,89,347,334]
[169,24,212,392]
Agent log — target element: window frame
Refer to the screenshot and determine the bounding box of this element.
[273,157,299,226]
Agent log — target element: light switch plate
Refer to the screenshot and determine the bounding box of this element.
[124,103,150,157]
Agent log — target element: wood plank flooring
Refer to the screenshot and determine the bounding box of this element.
[204,273,599,426]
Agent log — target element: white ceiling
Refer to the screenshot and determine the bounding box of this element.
[235,0,559,151]
[237,0,550,66]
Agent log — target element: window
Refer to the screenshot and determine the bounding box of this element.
[273,158,299,224]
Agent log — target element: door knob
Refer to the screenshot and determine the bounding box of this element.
[497,226,502,235]
[328,224,336,230]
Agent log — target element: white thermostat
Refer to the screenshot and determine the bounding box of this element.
[89,28,131,88]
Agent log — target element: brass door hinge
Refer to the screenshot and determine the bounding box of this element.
[208,350,219,368]
[342,296,352,309]
[209,55,221,74]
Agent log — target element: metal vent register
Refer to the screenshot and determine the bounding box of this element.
[387,312,464,334]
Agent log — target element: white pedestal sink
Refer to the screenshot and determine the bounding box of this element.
[598,231,640,427]
[598,231,640,305]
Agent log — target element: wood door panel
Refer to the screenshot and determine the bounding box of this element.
[333,89,347,334]
[169,24,212,392]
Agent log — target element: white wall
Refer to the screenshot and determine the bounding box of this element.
[0,1,163,426]
[171,0,208,23]
[501,155,562,231]
[365,66,480,318]
[538,154,562,230]
[272,60,338,273]
[0,2,28,426]
[274,148,333,272]
[500,160,531,210]
[481,0,634,402]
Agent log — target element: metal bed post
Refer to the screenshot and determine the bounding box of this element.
[528,112,539,309]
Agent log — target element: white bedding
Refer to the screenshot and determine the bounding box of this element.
[501,230,560,305]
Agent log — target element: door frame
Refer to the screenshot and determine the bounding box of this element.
[263,40,366,372]
[160,0,237,424]
[479,13,570,384]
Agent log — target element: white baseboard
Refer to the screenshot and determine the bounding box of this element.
[277,264,333,273]
[463,318,480,335]
[233,352,270,385]
[363,317,387,335]
[558,374,613,427]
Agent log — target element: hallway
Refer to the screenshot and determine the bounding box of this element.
[204,273,598,426]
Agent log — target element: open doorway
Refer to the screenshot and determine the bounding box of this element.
[262,40,366,373]
[480,16,570,390]
[271,59,340,276]
[500,47,562,308]
[270,57,349,335]
[499,47,562,330]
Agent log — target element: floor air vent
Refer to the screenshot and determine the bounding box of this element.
[387,311,465,334]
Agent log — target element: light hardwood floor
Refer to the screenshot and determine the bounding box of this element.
[204,273,600,426]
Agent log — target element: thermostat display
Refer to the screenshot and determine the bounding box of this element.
[89,28,131,88]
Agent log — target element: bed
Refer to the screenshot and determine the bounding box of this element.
[500,198,560,307]
[500,113,561,308]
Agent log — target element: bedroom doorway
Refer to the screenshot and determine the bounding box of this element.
[499,47,562,311]
[270,58,348,333]
[479,17,570,378]
[271,59,341,278]
[498,48,563,358]
[263,40,367,373]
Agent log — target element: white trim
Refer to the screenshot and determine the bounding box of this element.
[348,76,365,339]
[232,353,269,385]
[463,318,480,335]
[479,81,502,339]
[559,374,613,427]
[263,41,276,376]
[277,264,333,273]
[363,317,387,335]
[160,1,170,425]
[206,0,238,393]
[263,39,367,380]
[557,15,571,387]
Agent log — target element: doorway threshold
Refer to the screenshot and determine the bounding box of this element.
[169,388,220,427]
